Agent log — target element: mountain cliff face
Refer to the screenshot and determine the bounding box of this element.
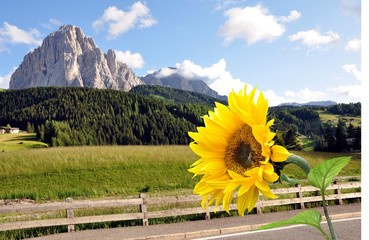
[141,68,224,99]
[9,25,142,90]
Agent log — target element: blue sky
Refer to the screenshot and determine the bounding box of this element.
[0,0,362,105]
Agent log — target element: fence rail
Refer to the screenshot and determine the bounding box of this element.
[0,181,361,232]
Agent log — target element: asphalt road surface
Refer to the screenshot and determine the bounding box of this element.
[30,203,361,240]
[195,217,361,240]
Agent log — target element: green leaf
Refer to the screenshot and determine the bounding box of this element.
[257,210,324,232]
[308,157,351,192]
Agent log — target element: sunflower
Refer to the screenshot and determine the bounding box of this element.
[188,85,291,216]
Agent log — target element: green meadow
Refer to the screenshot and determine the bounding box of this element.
[0,133,48,152]
[0,133,361,239]
[0,133,361,202]
[318,110,361,127]
[0,144,198,200]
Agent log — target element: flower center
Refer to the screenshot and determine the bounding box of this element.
[224,124,264,176]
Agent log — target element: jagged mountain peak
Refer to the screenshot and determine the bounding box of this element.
[9,25,142,90]
[141,68,225,100]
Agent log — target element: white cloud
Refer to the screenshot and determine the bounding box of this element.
[263,89,291,106]
[341,0,361,18]
[150,60,306,106]
[285,87,326,102]
[342,64,361,81]
[152,59,309,106]
[345,38,361,52]
[214,0,247,11]
[0,22,42,46]
[115,50,144,69]
[278,10,301,23]
[288,29,340,48]
[92,2,157,39]
[154,59,245,95]
[0,69,14,89]
[330,84,362,99]
[327,64,362,102]
[42,19,63,29]
[156,67,176,78]
[219,4,300,45]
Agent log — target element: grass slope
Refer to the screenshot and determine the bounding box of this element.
[129,84,226,106]
[0,133,48,152]
[0,146,198,200]
[318,110,361,127]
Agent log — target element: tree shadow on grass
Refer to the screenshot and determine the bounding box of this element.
[3,134,38,142]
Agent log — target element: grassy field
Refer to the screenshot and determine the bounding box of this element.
[0,140,361,202]
[0,145,200,200]
[317,110,361,127]
[307,110,361,137]
[0,133,48,152]
[0,134,361,240]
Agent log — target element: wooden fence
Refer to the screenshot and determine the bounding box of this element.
[0,181,361,232]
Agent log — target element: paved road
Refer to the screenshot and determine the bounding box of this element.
[30,203,361,240]
[195,217,361,240]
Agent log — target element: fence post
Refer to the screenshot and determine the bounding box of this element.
[140,193,149,226]
[205,207,211,220]
[256,205,262,214]
[295,184,305,209]
[65,197,75,232]
[333,181,343,205]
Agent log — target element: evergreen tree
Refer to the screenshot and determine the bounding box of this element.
[335,120,348,151]
[324,128,336,152]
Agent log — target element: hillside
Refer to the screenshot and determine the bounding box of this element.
[0,87,361,151]
[269,104,361,151]
[0,87,211,146]
[0,133,48,152]
[129,85,227,106]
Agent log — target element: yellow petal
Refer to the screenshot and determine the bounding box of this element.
[238,184,251,196]
[222,190,234,213]
[189,158,204,167]
[201,161,227,172]
[236,193,248,216]
[228,169,244,179]
[224,181,241,193]
[263,171,279,183]
[190,142,225,158]
[261,162,274,175]
[243,186,259,213]
[254,91,268,124]
[255,180,270,192]
[207,190,223,208]
[271,145,291,162]
[205,180,228,189]
[260,188,279,199]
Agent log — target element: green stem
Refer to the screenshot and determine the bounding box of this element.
[322,191,337,240]
[286,154,311,176]
[318,225,331,240]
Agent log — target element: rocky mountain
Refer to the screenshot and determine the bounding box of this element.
[9,25,142,90]
[141,68,226,100]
